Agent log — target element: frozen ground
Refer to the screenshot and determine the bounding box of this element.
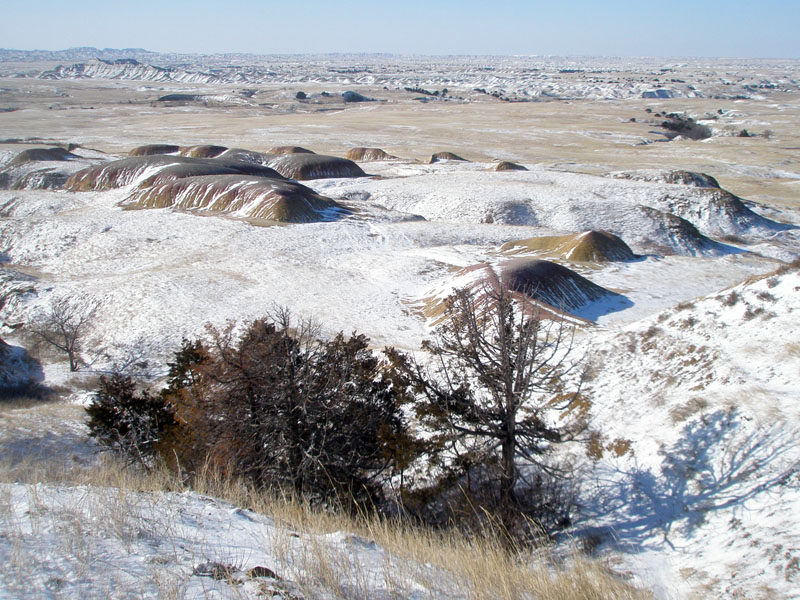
[1,53,799,599]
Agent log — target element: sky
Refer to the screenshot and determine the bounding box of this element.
[1,0,799,58]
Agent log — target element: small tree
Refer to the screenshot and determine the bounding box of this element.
[390,275,587,532]
[30,295,99,371]
[86,373,176,467]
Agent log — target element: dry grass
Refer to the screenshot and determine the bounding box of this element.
[0,457,649,599]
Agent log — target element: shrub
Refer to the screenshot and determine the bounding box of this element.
[721,291,740,306]
[159,314,417,511]
[85,373,176,467]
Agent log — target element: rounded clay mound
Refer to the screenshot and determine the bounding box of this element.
[266,153,366,180]
[499,258,617,311]
[612,169,720,188]
[128,144,181,157]
[345,147,397,161]
[66,156,283,191]
[267,146,315,155]
[136,161,284,188]
[501,230,636,262]
[7,147,80,168]
[217,148,276,165]
[125,175,349,222]
[179,145,229,158]
[429,152,468,163]
[493,161,528,172]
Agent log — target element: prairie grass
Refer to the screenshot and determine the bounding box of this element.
[0,456,649,599]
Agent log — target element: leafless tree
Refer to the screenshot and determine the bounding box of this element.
[391,271,587,531]
[30,294,99,371]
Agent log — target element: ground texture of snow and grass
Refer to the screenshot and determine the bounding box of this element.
[1,55,800,598]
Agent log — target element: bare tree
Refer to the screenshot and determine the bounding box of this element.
[390,272,587,531]
[30,294,99,371]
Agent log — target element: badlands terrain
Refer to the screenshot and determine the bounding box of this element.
[1,50,799,598]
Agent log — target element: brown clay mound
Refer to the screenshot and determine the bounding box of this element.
[128,144,181,157]
[267,146,315,155]
[421,259,628,324]
[7,147,80,168]
[217,148,276,165]
[179,145,228,158]
[493,161,528,172]
[429,152,468,163]
[345,147,397,161]
[612,169,720,188]
[501,231,636,262]
[499,259,619,311]
[137,161,284,188]
[266,153,366,180]
[66,156,283,191]
[125,175,348,222]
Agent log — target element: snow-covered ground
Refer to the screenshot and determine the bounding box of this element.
[1,54,799,598]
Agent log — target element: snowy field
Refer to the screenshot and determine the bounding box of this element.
[1,53,799,598]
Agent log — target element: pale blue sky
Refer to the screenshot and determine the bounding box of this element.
[2,0,798,58]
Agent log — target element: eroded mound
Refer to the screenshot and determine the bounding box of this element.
[492,161,528,172]
[501,231,637,262]
[422,259,628,323]
[265,153,366,180]
[66,156,283,191]
[663,188,789,236]
[136,161,284,188]
[345,147,397,161]
[499,259,621,311]
[635,206,728,255]
[217,148,275,165]
[267,146,315,155]
[612,169,720,188]
[179,145,228,158]
[125,175,349,222]
[429,152,468,163]
[129,144,181,157]
[1,147,94,190]
[6,147,81,168]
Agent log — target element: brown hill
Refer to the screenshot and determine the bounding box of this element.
[265,153,366,180]
[7,147,80,167]
[492,161,528,172]
[429,151,468,163]
[267,146,315,155]
[345,147,397,161]
[65,156,283,191]
[125,175,349,223]
[179,145,228,158]
[128,144,181,157]
[501,231,637,262]
[421,259,630,324]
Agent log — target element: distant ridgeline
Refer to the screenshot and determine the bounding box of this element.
[2,48,795,100]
